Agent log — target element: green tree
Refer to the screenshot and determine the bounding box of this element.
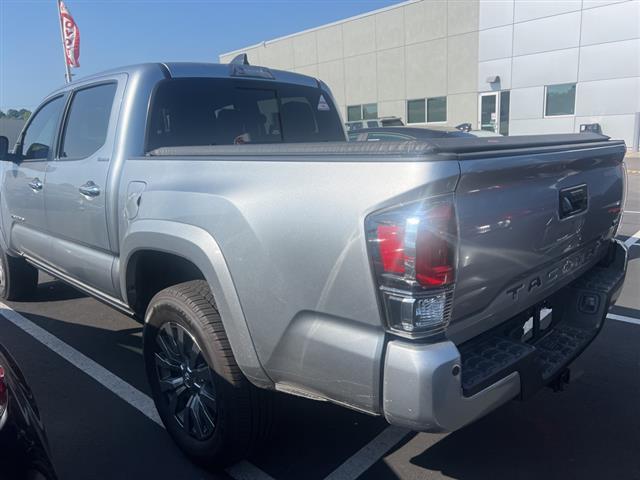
[0,110,5,118]
[3,109,31,120]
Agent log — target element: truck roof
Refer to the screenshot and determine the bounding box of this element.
[49,62,319,96]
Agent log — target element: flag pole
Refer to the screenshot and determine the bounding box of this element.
[56,0,72,83]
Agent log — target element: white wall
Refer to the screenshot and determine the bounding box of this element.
[221,0,640,146]
[221,0,480,128]
[479,0,639,146]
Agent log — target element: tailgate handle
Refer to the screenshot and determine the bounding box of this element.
[559,185,588,219]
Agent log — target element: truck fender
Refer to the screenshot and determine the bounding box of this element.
[120,219,273,388]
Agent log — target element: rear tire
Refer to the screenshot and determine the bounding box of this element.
[143,280,272,468]
[0,251,38,301]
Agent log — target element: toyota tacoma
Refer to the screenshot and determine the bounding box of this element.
[0,59,628,467]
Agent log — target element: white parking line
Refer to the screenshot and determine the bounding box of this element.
[0,302,164,426]
[624,211,640,214]
[607,313,640,326]
[323,425,409,480]
[624,228,640,248]
[0,303,273,480]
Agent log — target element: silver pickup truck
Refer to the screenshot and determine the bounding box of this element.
[0,61,628,468]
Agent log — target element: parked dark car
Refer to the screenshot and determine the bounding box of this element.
[348,126,500,142]
[0,344,57,480]
[345,116,404,131]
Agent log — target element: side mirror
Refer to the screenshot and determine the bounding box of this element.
[0,136,8,160]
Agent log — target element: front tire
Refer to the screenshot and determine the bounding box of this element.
[143,280,272,468]
[0,251,38,301]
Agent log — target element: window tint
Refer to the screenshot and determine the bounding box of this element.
[61,83,117,159]
[407,99,425,124]
[367,121,379,128]
[362,103,378,120]
[347,105,362,121]
[427,96,446,123]
[20,96,65,160]
[147,78,344,150]
[545,83,575,116]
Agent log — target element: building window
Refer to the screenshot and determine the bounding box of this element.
[407,99,425,124]
[499,90,510,136]
[348,103,378,122]
[347,105,362,121]
[362,103,378,120]
[545,83,576,117]
[427,96,447,123]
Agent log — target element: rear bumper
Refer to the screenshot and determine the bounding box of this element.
[382,239,627,432]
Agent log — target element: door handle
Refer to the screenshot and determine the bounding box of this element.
[79,181,101,197]
[28,178,43,191]
[559,185,588,219]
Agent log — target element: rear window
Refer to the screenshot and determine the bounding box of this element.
[381,118,404,127]
[146,78,345,151]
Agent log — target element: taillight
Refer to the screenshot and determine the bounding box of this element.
[0,365,7,419]
[366,195,457,338]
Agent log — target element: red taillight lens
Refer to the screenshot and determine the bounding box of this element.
[373,201,456,287]
[415,203,455,287]
[377,224,405,274]
[366,196,457,338]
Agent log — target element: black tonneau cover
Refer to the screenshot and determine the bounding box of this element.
[426,133,612,154]
[147,133,622,160]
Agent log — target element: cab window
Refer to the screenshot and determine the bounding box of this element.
[19,96,65,161]
[146,78,345,151]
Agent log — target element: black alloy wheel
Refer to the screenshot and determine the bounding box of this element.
[153,322,218,441]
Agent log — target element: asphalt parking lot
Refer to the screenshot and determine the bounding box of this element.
[0,169,639,480]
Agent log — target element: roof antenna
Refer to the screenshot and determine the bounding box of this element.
[230,53,250,65]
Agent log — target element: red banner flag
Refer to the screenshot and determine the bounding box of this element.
[59,1,80,68]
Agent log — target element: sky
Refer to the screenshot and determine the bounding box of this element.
[0,0,402,111]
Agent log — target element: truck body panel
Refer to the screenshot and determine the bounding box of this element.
[118,155,460,410]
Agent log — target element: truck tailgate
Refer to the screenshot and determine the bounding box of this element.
[448,140,626,343]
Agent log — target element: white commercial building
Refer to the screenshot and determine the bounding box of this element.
[221,0,640,149]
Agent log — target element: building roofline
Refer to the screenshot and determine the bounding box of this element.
[219,0,419,59]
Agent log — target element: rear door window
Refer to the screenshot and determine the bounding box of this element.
[60,83,117,159]
[146,78,345,151]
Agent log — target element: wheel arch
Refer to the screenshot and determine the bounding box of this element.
[121,219,272,388]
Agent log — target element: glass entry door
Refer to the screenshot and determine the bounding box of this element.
[479,91,510,135]
[480,92,498,132]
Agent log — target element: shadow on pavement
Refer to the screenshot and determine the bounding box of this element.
[32,279,88,302]
[13,309,148,393]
